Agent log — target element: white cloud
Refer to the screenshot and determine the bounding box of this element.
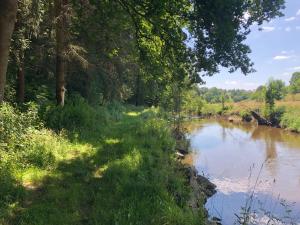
[261,26,275,32]
[223,81,258,90]
[273,55,291,60]
[285,27,291,32]
[285,17,296,22]
[211,177,272,195]
[225,81,238,85]
[281,50,295,54]
[289,66,300,71]
[297,9,300,16]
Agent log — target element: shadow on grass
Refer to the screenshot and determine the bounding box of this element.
[0,165,25,224]
[7,111,198,225]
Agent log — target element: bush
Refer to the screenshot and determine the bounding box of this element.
[263,106,285,125]
[200,103,222,116]
[0,103,60,169]
[42,96,126,133]
[42,96,98,131]
[280,108,300,132]
[240,110,252,122]
[106,100,126,121]
[0,102,41,150]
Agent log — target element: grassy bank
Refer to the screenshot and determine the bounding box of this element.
[0,101,205,225]
[198,99,300,132]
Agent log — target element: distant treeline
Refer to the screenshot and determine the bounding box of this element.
[198,72,300,104]
[198,87,252,103]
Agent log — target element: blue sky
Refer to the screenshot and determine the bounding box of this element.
[203,0,300,90]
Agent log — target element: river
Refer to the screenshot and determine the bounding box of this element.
[185,119,300,225]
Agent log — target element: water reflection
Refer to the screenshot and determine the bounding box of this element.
[185,119,300,225]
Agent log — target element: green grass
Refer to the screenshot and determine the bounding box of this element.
[280,108,300,132]
[208,99,300,132]
[0,103,205,225]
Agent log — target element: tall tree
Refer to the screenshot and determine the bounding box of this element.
[55,0,68,106]
[190,0,285,77]
[12,0,45,103]
[0,0,18,103]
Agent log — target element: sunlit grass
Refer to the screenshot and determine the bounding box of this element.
[126,111,141,116]
[104,138,121,145]
[1,104,202,225]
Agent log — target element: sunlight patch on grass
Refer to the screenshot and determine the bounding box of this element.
[17,168,49,189]
[126,111,141,117]
[104,138,121,145]
[94,164,109,178]
[116,148,142,170]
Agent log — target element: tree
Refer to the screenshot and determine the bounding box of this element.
[289,72,300,94]
[55,0,68,106]
[0,0,18,103]
[190,0,285,77]
[264,79,286,119]
[3,0,285,107]
[252,85,266,102]
[11,0,46,103]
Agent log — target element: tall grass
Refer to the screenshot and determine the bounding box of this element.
[280,108,300,132]
[0,100,205,225]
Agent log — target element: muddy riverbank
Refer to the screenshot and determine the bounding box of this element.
[175,134,221,225]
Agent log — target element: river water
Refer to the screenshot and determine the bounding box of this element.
[185,119,300,225]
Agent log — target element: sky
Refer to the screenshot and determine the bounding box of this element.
[203,0,300,90]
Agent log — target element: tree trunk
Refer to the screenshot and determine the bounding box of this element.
[16,62,25,103]
[0,0,18,103]
[55,0,68,106]
[135,73,141,106]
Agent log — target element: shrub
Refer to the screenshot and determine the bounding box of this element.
[42,97,126,133]
[42,96,98,131]
[0,103,58,169]
[106,100,126,121]
[280,108,300,132]
[240,110,252,122]
[200,103,222,116]
[263,106,285,125]
[0,102,41,150]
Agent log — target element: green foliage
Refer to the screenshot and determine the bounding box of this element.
[265,79,286,106]
[43,96,102,131]
[42,96,127,133]
[251,85,266,102]
[264,79,286,121]
[190,0,284,75]
[280,108,300,132]
[0,162,25,221]
[201,103,223,116]
[199,87,252,103]
[0,102,41,149]
[182,86,204,115]
[265,106,285,125]
[239,110,252,122]
[3,0,284,107]
[289,72,300,94]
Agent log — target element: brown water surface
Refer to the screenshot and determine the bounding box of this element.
[185,119,300,225]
